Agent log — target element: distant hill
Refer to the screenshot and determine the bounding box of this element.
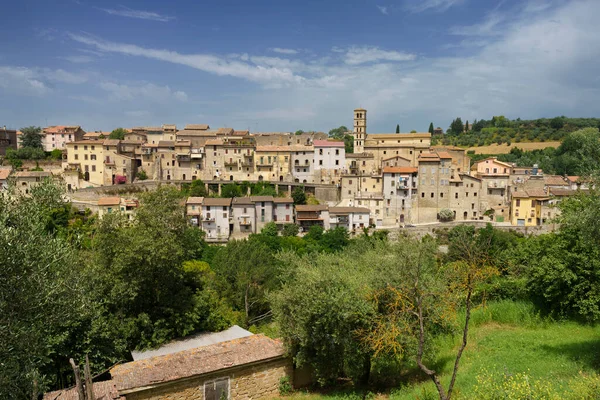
[433,116,600,148]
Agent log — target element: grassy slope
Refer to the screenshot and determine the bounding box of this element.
[283,301,600,400]
[466,141,562,154]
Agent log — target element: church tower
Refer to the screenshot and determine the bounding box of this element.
[353,108,367,153]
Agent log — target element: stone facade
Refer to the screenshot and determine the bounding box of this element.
[124,358,291,400]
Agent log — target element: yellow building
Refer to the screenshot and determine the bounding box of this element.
[64,140,105,186]
[510,189,549,226]
[254,146,293,182]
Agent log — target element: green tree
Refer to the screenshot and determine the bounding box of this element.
[20,126,43,149]
[344,134,354,154]
[109,128,127,140]
[0,181,86,398]
[465,120,469,131]
[449,118,464,135]
[50,149,63,160]
[291,186,307,205]
[429,122,435,135]
[212,238,280,326]
[282,223,299,237]
[261,221,279,237]
[410,129,417,133]
[136,169,148,181]
[396,124,400,133]
[221,183,243,198]
[328,126,348,139]
[186,179,208,197]
[550,116,565,130]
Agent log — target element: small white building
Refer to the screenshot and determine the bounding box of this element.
[313,140,345,184]
[273,197,294,225]
[290,146,314,183]
[251,196,275,232]
[201,198,232,242]
[231,197,255,236]
[186,197,204,226]
[382,166,418,224]
[329,206,371,232]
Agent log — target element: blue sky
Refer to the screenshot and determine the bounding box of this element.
[1,0,599,133]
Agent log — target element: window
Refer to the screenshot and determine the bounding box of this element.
[84,146,88,150]
[421,192,425,198]
[335,149,339,155]
[91,154,96,160]
[92,165,96,172]
[222,206,227,211]
[286,204,290,209]
[335,160,339,165]
[440,193,444,198]
[319,149,323,155]
[204,378,230,400]
[74,154,79,160]
[349,180,353,184]
[91,146,95,150]
[455,193,458,199]
[84,154,89,160]
[474,192,477,197]
[431,192,434,198]
[319,160,323,165]
[74,145,78,150]
[516,199,521,207]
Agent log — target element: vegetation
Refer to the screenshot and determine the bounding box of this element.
[292,186,307,205]
[328,125,353,153]
[434,115,600,148]
[467,127,600,175]
[136,169,148,181]
[109,127,127,140]
[3,171,600,399]
[20,126,43,149]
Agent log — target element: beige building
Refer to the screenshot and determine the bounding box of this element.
[382,166,418,225]
[254,146,293,182]
[186,197,204,226]
[202,197,232,242]
[329,206,370,232]
[353,108,366,153]
[12,171,53,195]
[41,125,85,151]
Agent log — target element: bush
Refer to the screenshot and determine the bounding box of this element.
[278,376,293,396]
[438,208,454,222]
[282,223,299,237]
[136,170,148,181]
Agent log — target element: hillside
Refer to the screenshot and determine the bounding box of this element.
[466,141,561,154]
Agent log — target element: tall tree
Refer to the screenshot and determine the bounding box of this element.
[428,122,435,135]
[20,126,43,149]
[449,118,464,135]
[328,126,348,139]
[109,128,127,140]
[465,120,469,132]
[396,124,400,133]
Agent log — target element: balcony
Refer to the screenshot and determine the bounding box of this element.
[191,149,204,159]
[202,216,215,222]
[224,161,238,167]
[178,155,191,162]
[241,161,254,167]
[240,219,252,226]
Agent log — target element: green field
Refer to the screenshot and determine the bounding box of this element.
[281,301,600,400]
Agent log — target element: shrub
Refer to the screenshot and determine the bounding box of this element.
[438,208,454,222]
[136,170,148,181]
[278,376,293,396]
[473,369,560,400]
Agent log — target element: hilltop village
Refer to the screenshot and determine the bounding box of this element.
[0,108,585,241]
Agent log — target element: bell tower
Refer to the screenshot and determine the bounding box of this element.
[353,108,367,153]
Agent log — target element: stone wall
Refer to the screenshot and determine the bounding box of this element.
[125,358,291,400]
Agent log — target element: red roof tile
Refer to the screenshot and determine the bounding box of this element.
[382,166,418,174]
[313,140,344,147]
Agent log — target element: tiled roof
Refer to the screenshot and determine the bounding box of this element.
[43,380,123,400]
[475,157,513,168]
[544,175,569,186]
[418,153,440,161]
[83,131,109,138]
[217,127,234,135]
[382,155,411,162]
[233,130,249,136]
[98,197,121,206]
[186,197,204,205]
[103,139,120,146]
[296,204,327,212]
[162,124,177,130]
[110,335,285,392]
[205,139,223,146]
[0,169,11,180]
[69,140,105,145]
[43,125,80,133]
[549,188,577,197]
[566,175,580,183]
[232,197,254,205]
[513,189,549,199]
[511,191,530,198]
[251,196,274,202]
[382,166,418,174]
[185,124,210,130]
[273,197,294,203]
[175,140,191,147]
[436,151,453,159]
[256,145,293,152]
[313,140,344,147]
[157,140,175,147]
[14,171,51,177]
[329,207,370,214]
[203,197,232,206]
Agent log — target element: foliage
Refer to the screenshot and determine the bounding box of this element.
[279,376,293,396]
[20,126,43,149]
[50,149,63,160]
[282,223,300,237]
[183,179,207,197]
[6,146,46,160]
[136,169,148,181]
[292,186,307,205]
[295,130,304,135]
[396,124,400,134]
[221,183,244,198]
[0,181,86,398]
[328,126,348,139]
[448,118,464,135]
[473,369,562,400]
[261,221,279,237]
[109,128,127,140]
[429,123,435,135]
[438,208,454,222]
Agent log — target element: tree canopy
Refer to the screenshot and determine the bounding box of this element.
[20,126,43,149]
[109,128,127,140]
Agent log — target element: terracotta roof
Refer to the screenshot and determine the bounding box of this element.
[566,175,580,183]
[203,198,232,206]
[43,380,123,400]
[175,140,191,147]
[251,196,274,202]
[329,207,370,214]
[544,175,569,186]
[383,166,418,174]
[14,171,51,177]
[475,157,513,168]
[549,188,577,197]
[436,151,453,159]
[296,204,327,212]
[382,155,411,162]
[431,145,464,151]
[0,169,11,180]
[513,189,549,199]
[418,153,440,161]
[83,131,109,138]
[186,197,204,205]
[142,143,158,148]
[217,127,234,135]
[43,125,80,133]
[511,191,530,198]
[120,140,144,145]
[205,139,223,146]
[103,139,120,146]
[162,124,177,130]
[185,124,210,130]
[313,140,344,147]
[273,197,294,203]
[233,130,249,136]
[354,107,366,111]
[98,197,121,206]
[110,335,285,392]
[232,197,254,205]
[144,126,163,132]
[157,140,175,147]
[69,140,104,145]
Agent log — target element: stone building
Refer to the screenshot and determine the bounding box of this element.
[12,171,53,195]
[313,140,345,184]
[202,197,233,242]
[44,330,291,400]
[231,197,256,236]
[251,196,275,232]
[329,206,370,231]
[353,108,367,153]
[382,166,418,225]
[0,126,17,156]
[290,145,315,183]
[295,204,330,231]
[273,197,294,225]
[186,197,204,226]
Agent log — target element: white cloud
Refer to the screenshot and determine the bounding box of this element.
[270,48,299,55]
[61,55,94,63]
[449,12,505,36]
[343,46,416,65]
[0,66,88,96]
[98,81,188,102]
[69,33,305,86]
[406,0,466,13]
[97,6,175,22]
[376,5,389,15]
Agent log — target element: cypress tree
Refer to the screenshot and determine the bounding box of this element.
[396,124,400,133]
[428,122,434,134]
